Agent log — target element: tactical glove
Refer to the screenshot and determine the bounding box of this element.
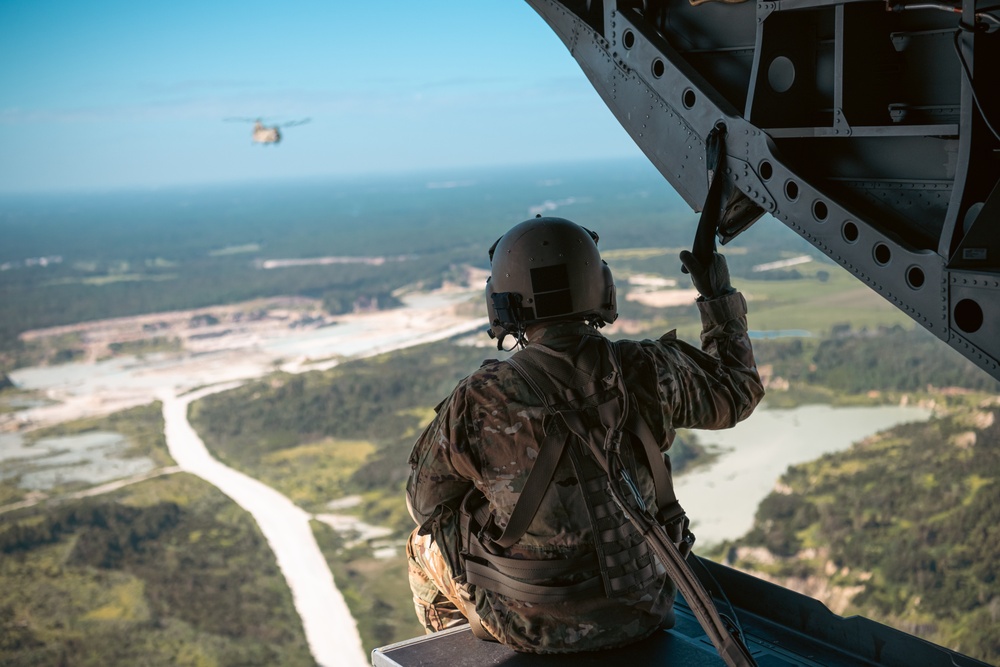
[679,250,734,300]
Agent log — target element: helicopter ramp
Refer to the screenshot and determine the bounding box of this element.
[371,559,989,667]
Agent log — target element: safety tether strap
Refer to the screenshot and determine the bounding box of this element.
[693,123,727,266]
[694,122,766,252]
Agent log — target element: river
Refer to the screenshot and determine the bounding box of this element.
[675,403,933,545]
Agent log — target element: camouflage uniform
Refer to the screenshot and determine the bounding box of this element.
[406,290,764,653]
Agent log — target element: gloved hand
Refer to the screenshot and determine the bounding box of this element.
[679,250,734,300]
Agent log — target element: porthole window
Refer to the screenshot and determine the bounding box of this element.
[785,180,799,201]
[843,221,860,244]
[874,243,891,265]
[813,200,828,222]
[955,299,984,333]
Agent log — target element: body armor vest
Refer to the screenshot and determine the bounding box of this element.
[459,337,692,605]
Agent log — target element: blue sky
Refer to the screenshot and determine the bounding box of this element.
[0,1,643,193]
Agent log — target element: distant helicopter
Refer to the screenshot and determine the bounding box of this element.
[224,117,311,145]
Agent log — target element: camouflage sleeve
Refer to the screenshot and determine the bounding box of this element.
[405,385,477,530]
[640,290,764,432]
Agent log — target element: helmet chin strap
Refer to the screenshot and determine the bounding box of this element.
[490,323,527,351]
[493,317,607,352]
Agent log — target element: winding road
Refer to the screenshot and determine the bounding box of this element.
[7,288,492,666]
[161,385,368,667]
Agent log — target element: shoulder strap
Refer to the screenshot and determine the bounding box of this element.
[485,400,569,549]
[623,392,683,524]
[482,351,601,551]
[509,342,606,408]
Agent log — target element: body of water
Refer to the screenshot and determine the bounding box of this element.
[675,403,933,545]
[0,430,156,490]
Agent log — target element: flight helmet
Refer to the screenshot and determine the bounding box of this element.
[486,216,616,344]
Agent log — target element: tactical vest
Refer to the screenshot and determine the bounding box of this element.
[458,337,693,614]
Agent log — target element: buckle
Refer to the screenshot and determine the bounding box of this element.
[656,501,686,527]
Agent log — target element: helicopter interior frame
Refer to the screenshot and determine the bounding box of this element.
[526,0,1000,380]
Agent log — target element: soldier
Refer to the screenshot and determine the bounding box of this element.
[406,216,764,653]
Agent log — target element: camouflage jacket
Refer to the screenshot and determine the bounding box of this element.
[406,290,764,653]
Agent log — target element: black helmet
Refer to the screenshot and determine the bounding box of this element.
[485,217,616,343]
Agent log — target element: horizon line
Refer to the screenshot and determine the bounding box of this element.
[0,156,660,198]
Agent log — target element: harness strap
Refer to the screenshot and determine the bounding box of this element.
[505,354,557,412]
[458,593,493,641]
[606,342,682,521]
[473,350,585,552]
[462,489,606,604]
[465,560,604,603]
[625,407,683,524]
[482,382,571,549]
[466,537,597,579]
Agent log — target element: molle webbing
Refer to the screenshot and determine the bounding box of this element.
[570,446,657,597]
